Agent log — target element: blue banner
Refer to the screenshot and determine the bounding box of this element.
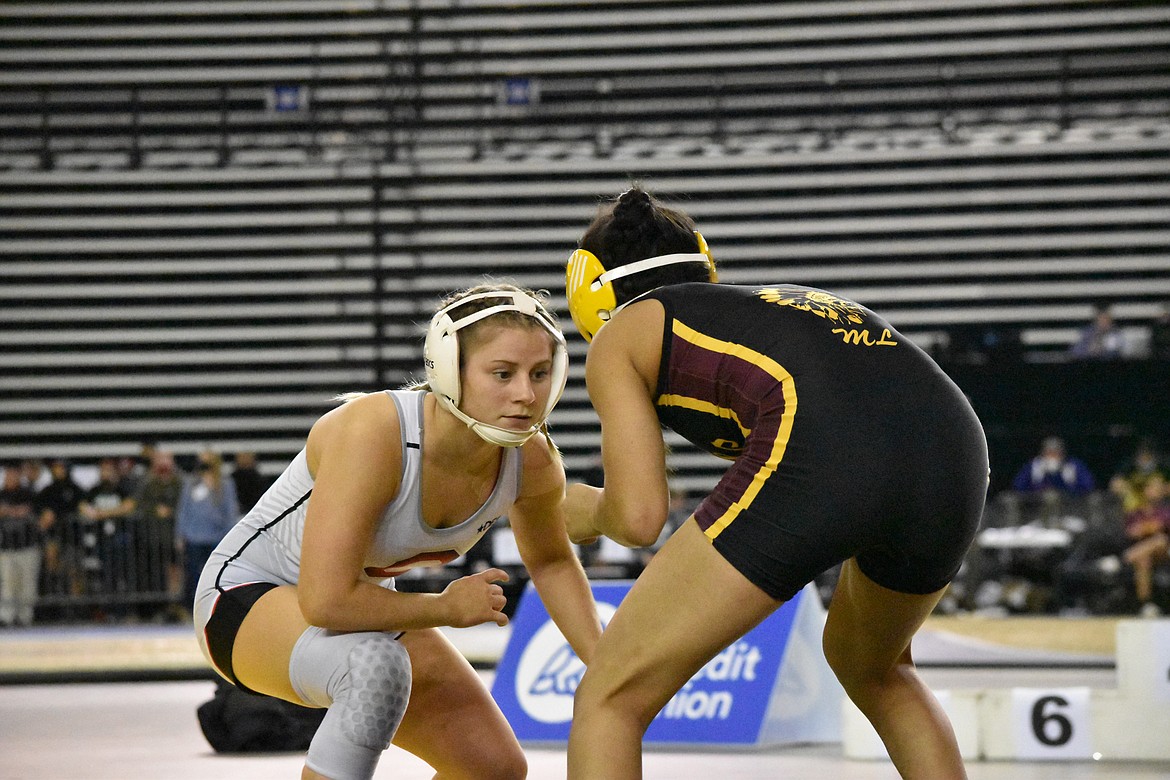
[491,580,822,746]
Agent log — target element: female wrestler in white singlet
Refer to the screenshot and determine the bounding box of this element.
[193,283,601,780]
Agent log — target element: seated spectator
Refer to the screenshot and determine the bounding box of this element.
[0,464,47,627]
[1109,438,1167,514]
[1002,436,1097,535]
[1122,474,1170,617]
[1052,491,1134,615]
[981,444,1096,613]
[1012,436,1096,494]
[1069,303,1125,360]
[21,459,49,492]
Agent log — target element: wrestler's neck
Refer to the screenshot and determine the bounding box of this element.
[423,392,503,476]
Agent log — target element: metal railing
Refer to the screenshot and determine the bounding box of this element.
[2,512,183,623]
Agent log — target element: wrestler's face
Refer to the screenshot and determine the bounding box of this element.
[459,324,556,433]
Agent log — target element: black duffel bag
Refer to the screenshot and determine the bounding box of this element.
[197,679,326,753]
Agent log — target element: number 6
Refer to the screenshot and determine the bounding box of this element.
[1031,695,1073,746]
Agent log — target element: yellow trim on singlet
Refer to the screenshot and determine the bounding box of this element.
[656,393,751,439]
[668,320,798,541]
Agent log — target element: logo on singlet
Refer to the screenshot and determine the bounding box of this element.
[711,438,744,453]
[755,287,865,326]
[830,327,898,347]
[755,288,898,348]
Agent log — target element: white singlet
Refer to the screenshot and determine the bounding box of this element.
[193,389,522,667]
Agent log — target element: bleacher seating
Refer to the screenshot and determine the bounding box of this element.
[2,0,1169,494]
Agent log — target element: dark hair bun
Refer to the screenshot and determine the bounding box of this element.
[613,188,653,225]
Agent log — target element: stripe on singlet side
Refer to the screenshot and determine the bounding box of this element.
[212,489,312,593]
[655,393,751,439]
[668,320,798,540]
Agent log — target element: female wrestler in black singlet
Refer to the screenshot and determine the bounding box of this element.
[562,186,988,780]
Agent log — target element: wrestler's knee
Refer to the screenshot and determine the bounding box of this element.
[337,636,412,750]
[573,666,658,732]
[823,622,886,698]
[291,630,412,780]
[471,747,527,780]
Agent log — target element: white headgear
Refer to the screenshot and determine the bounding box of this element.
[423,290,569,447]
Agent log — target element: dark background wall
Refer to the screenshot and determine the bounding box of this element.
[2,0,1168,497]
[944,360,1169,493]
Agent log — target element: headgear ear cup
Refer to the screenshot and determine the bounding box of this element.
[565,248,616,344]
[423,309,463,407]
[565,233,717,342]
[694,231,718,282]
[423,290,568,447]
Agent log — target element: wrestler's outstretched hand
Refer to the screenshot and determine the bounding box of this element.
[439,568,511,627]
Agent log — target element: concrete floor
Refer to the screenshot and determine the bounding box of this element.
[1,618,1166,779]
[3,670,1169,780]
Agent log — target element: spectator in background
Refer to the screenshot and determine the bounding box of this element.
[1069,303,1125,360]
[133,449,185,620]
[1109,439,1167,514]
[229,451,266,514]
[1009,436,1097,526]
[177,449,239,615]
[1122,474,1170,618]
[1012,436,1097,496]
[116,441,156,498]
[21,459,49,492]
[34,459,83,609]
[77,458,137,616]
[0,465,47,627]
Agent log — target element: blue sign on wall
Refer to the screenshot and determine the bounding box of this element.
[268,85,306,113]
[500,77,538,106]
[491,580,841,746]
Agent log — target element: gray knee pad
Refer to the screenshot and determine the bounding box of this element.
[288,627,412,780]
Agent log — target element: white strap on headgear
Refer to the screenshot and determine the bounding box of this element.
[591,253,711,290]
[592,252,712,322]
[424,290,568,447]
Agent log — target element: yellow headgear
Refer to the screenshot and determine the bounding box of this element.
[565,232,717,342]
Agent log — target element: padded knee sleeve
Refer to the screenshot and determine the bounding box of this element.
[288,627,412,780]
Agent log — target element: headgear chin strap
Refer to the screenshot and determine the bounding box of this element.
[566,231,717,342]
[424,290,568,447]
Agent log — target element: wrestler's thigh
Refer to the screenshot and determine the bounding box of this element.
[392,627,525,777]
[231,584,313,704]
[582,518,781,717]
